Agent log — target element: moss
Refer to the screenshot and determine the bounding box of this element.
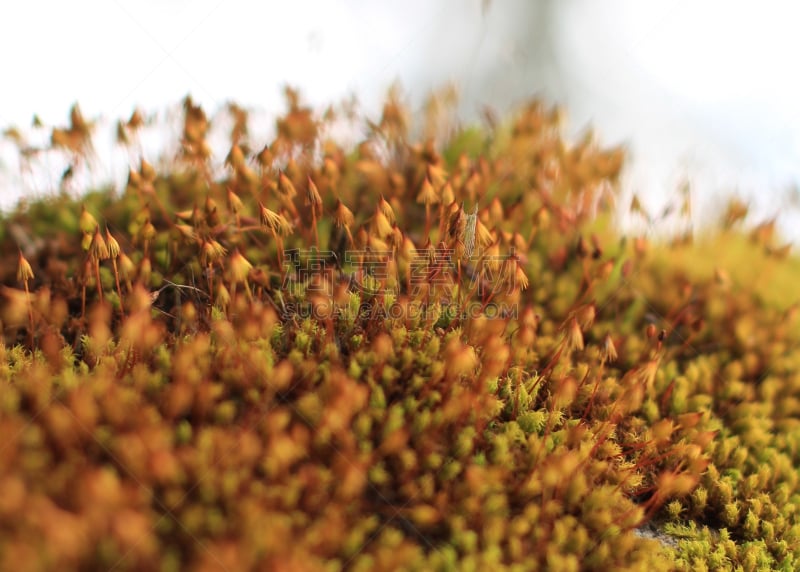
[0,91,798,570]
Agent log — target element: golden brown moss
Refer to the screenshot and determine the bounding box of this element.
[0,90,797,571]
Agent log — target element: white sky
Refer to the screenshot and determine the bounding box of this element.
[2,0,800,239]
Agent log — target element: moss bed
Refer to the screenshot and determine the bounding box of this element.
[0,91,799,571]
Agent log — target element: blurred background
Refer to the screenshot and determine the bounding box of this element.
[2,0,799,239]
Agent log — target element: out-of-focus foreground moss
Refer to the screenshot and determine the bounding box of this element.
[0,90,799,571]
